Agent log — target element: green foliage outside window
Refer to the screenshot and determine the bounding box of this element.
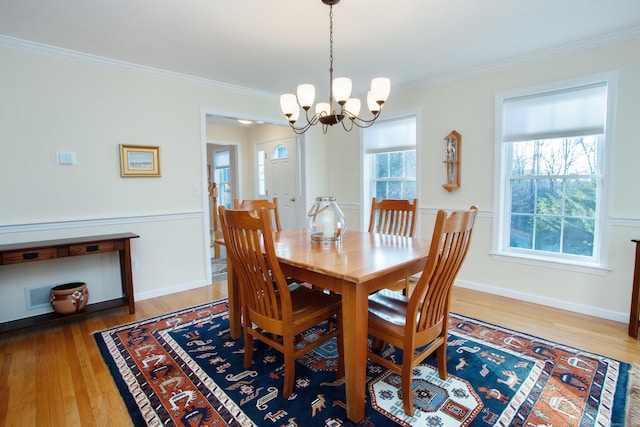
[372,150,416,200]
[508,136,598,257]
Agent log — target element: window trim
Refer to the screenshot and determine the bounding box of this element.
[491,71,618,273]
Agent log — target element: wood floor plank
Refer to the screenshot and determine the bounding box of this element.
[450,287,640,363]
[0,281,637,427]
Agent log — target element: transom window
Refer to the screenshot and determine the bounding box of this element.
[271,144,289,159]
[493,73,616,272]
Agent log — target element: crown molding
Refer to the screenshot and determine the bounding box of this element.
[398,26,640,93]
[0,34,277,101]
[2,25,639,101]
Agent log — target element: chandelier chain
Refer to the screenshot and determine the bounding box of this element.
[329,4,334,74]
[328,4,334,106]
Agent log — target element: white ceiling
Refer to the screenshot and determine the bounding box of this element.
[1,0,639,100]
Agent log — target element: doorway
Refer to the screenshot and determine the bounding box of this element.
[208,145,236,211]
[201,112,307,275]
[206,142,237,264]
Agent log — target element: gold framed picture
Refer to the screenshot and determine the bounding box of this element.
[119,144,160,177]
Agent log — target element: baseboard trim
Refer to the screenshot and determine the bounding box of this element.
[455,279,628,324]
[136,277,628,324]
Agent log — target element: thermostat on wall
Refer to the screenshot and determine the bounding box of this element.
[57,151,76,165]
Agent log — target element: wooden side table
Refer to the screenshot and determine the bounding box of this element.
[0,232,139,333]
[630,239,640,338]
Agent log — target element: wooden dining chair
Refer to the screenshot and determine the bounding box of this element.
[233,198,282,232]
[368,197,418,294]
[366,205,478,416]
[218,206,344,397]
[233,197,301,284]
[368,197,418,237]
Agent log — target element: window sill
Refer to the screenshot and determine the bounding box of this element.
[489,251,610,276]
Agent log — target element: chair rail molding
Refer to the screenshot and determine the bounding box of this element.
[0,211,203,235]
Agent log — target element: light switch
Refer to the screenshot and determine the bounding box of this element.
[57,151,76,165]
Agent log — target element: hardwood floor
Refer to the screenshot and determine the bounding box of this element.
[451,287,640,364]
[0,282,638,426]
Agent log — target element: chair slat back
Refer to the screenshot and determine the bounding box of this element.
[219,206,291,325]
[234,198,282,232]
[368,198,418,237]
[410,206,478,339]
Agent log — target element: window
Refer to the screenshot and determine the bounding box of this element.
[363,115,417,221]
[371,150,416,199]
[214,150,232,209]
[257,149,266,197]
[271,144,289,159]
[493,74,616,272]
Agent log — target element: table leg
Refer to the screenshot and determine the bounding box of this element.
[629,241,640,338]
[119,239,136,314]
[226,256,242,340]
[341,282,368,423]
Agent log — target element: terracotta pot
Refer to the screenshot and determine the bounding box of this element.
[50,282,89,314]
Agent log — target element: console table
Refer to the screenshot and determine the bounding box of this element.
[630,239,640,338]
[0,232,139,333]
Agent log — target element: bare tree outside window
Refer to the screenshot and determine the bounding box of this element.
[509,136,599,256]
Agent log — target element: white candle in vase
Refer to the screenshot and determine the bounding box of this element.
[317,208,335,238]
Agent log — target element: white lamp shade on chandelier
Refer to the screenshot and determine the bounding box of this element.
[279,0,390,134]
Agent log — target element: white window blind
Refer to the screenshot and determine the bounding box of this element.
[214,150,230,167]
[364,116,416,154]
[503,82,607,142]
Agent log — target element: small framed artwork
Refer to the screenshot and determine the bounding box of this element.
[119,144,161,177]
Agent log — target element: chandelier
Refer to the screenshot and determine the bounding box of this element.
[279,0,390,134]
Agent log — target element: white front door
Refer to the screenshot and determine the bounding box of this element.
[257,136,305,230]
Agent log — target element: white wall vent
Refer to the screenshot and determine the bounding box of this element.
[25,285,52,310]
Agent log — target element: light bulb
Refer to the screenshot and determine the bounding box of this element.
[367,91,380,114]
[332,77,352,104]
[370,77,391,104]
[344,98,361,118]
[296,84,315,109]
[289,104,300,123]
[280,93,298,116]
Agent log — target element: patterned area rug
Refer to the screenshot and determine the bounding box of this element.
[94,299,638,426]
[211,257,227,283]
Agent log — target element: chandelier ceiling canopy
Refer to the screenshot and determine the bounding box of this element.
[280,0,390,134]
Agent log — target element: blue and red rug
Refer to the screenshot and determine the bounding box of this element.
[94,298,637,426]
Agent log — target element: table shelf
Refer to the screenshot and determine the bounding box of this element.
[0,233,139,334]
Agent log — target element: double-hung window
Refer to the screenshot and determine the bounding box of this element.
[493,73,616,272]
[363,115,417,207]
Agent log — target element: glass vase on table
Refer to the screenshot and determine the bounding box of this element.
[307,196,347,245]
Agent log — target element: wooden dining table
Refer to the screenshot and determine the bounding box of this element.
[220,229,431,423]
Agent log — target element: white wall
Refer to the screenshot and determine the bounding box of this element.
[0,45,284,322]
[325,38,640,322]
